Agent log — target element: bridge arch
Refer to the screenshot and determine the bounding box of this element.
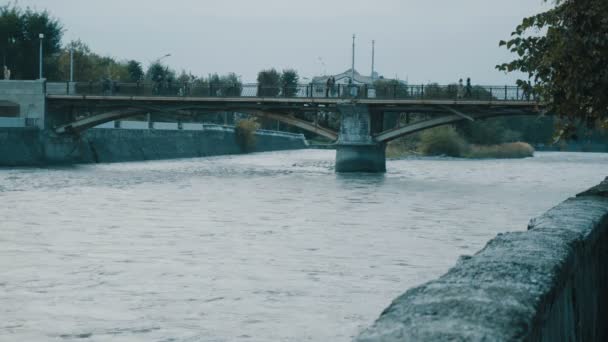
[55,105,338,141]
[374,110,541,143]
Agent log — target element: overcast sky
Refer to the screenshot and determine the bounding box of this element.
[15,0,550,84]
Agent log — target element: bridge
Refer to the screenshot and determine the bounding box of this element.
[2,80,543,172]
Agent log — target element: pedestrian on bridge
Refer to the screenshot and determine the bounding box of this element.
[330,76,337,97]
[325,76,335,98]
[457,79,464,99]
[465,77,472,98]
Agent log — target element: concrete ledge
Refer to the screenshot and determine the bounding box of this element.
[356,177,608,341]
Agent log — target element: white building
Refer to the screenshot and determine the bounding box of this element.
[309,69,381,98]
[312,68,378,86]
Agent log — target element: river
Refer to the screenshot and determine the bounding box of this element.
[1,151,606,341]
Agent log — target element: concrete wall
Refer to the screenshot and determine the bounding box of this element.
[0,117,26,127]
[153,122,178,130]
[0,80,45,129]
[119,121,149,130]
[0,128,45,165]
[356,178,608,341]
[0,127,307,166]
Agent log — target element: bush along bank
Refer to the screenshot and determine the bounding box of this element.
[387,125,535,159]
[235,118,261,153]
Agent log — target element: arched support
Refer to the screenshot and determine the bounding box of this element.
[245,110,338,141]
[55,104,340,141]
[55,108,145,134]
[375,110,540,143]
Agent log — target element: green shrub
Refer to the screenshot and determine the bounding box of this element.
[466,142,535,158]
[235,118,260,152]
[418,126,468,157]
[386,136,419,158]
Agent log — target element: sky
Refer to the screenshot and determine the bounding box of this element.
[13,0,550,84]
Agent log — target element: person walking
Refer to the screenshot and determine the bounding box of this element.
[3,66,11,80]
[325,76,333,97]
[465,77,472,98]
[457,78,464,99]
[329,76,336,97]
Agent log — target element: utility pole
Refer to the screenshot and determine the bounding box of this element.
[371,40,375,82]
[39,33,44,79]
[70,48,74,82]
[351,34,356,82]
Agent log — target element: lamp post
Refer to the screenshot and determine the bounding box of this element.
[69,48,74,82]
[371,40,375,82]
[351,34,356,82]
[38,33,44,79]
[151,53,171,66]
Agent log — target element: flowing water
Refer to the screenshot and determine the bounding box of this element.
[1,151,606,341]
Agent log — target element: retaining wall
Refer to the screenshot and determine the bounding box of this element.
[0,127,307,166]
[356,178,608,341]
[0,80,45,129]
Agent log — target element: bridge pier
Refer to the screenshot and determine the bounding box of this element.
[335,104,386,173]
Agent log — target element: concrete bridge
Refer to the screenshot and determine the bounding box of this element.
[2,80,543,172]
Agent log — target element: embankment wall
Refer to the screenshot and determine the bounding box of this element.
[0,127,307,166]
[356,178,608,341]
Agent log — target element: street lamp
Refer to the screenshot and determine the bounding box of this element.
[150,53,171,65]
[69,48,74,82]
[38,33,44,79]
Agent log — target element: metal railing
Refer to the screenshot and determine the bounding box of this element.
[46,81,537,102]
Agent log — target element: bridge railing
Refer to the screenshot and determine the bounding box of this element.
[46,81,535,102]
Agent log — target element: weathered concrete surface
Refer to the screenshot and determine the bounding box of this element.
[335,104,386,172]
[356,177,608,342]
[0,127,307,166]
[335,143,386,173]
[0,128,45,165]
[0,80,46,129]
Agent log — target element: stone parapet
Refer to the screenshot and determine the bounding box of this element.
[356,177,608,341]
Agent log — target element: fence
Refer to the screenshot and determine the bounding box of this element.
[46,81,535,102]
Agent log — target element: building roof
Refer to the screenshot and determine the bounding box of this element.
[312,69,374,85]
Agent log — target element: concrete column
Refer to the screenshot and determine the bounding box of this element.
[335,104,386,173]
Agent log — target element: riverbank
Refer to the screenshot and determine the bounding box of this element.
[387,141,535,159]
[387,126,535,159]
[0,126,307,166]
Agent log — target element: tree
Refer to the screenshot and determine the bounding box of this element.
[257,68,281,97]
[146,62,171,82]
[280,69,299,97]
[126,60,144,82]
[56,40,130,82]
[207,72,242,96]
[497,0,608,138]
[0,3,63,80]
[219,72,242,97]
[374,79,409,99]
